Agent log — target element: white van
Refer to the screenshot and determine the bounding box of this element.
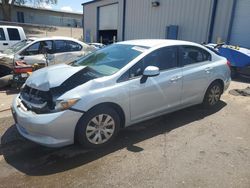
[0,26,26,52]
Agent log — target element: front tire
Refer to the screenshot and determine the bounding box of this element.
[75,106,121,148]
[203,81,223,108]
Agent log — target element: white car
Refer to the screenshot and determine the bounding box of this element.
[0,37,95,77]
[12,39,231,148]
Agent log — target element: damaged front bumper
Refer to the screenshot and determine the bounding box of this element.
[12,95,83,147]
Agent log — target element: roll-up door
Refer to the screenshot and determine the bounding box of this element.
[99,4,118,30]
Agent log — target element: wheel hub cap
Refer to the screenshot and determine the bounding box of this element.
[85,114,115,145]
[208,85,221,105]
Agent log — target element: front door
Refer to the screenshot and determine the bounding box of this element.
[128,46,183,122]
[17,40,54,65]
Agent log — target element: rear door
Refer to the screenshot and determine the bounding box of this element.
[53,40,83,64]
[179,45,212,105]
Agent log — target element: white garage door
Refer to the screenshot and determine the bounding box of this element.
[230,0,250,48]
[99,4,118,30]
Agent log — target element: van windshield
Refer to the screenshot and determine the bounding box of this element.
[72,44,148,76]
[3,39,33,55]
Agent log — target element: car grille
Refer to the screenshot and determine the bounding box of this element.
[20,85,54,113]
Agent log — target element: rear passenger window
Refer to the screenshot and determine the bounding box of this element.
[67,41,82,51]
[181,46,211,66]
[54,40,82,53]
[7,28,21,40]
[0,28,6,41]
[54,40,67,53]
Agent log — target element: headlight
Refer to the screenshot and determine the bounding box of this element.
[55,98,80,111]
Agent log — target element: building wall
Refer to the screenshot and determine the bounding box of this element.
[9,6,83,28]
[83,0,124,42]
[83,0,242,45]
[212,0,234,43]
[125,0,213,43]
[229,0,250,48]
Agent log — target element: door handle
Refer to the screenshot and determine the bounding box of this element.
[170,75,182,82]
[3,43,8,46]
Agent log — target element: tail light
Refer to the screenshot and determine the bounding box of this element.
[226,60,231,67]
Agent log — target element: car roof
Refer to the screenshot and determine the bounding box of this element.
[32,36,79,41]
[28,36,89,46]
[118,39,201,48]
[0,25,23,29]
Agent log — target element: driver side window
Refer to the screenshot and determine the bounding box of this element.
[21,41,53,56]
[21,42,40,56]
[130,46,178,78]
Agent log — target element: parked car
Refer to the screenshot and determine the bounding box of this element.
[0,36,95,77]
[11,39,231,148]
[88,43,106,49]
[0,38,35,77]
[0,26,26,52]
[205,43,250,77]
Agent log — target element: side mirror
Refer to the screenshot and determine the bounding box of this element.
[143,66,160,77]
[141,66,160,84]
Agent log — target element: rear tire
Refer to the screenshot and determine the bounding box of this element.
[203,81,223,108]
[75,106,120,148]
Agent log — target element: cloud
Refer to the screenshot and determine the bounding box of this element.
[60,6,73,12]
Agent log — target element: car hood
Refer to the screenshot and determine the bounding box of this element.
[26,64,85,91]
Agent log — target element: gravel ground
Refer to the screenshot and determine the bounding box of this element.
[0,79,249,188]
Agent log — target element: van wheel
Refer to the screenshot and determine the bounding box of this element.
[75,106,120,148]
[203,81,222,108]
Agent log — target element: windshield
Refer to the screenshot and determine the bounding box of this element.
[3,39,33,55]
[72,44,148,76]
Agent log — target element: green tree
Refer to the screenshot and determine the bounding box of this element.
[1,0,57,21]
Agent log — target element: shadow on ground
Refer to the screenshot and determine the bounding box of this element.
[0,102,226,176]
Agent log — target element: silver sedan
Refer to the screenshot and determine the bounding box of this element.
[12,39,231,148]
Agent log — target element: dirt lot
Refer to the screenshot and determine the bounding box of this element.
[0,79,249,188]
